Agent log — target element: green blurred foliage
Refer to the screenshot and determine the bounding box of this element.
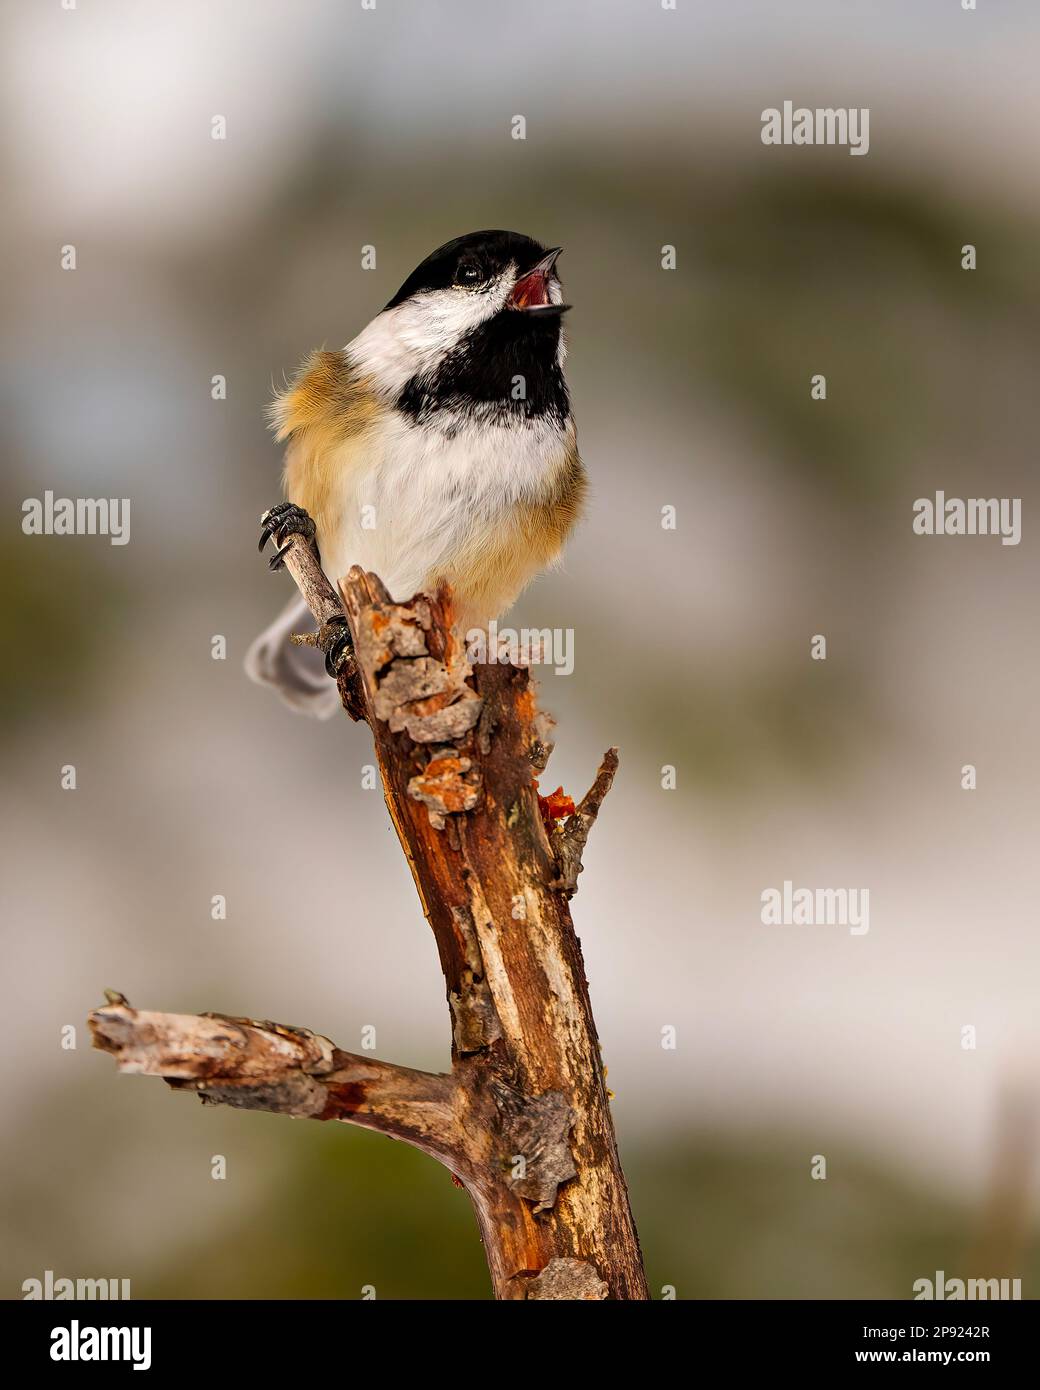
[632,661,871,794]
[0,538,129,724]
[144,1121,1039,1301]
[154,1124,491,1300]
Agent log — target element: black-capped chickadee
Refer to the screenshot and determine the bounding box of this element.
[246,229,586,717]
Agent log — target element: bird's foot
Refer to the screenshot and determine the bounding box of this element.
[317,615,354,677]
[258,502,317,571]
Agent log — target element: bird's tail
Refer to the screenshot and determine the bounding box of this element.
[244,592,341,719]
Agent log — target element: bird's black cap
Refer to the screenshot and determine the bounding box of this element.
[385,230,559,309]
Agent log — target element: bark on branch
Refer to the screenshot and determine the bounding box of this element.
[89,999,461,1166]
[89,532,648,1300]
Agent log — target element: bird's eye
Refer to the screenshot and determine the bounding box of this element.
[454,260,483,287]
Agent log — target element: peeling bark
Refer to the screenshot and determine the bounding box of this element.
[526,1257,610,1301]
[491,1082,578,1212]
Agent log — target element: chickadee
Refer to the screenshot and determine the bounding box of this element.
[246,229,586,718]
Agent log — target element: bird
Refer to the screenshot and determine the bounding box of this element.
[246,229,587,718]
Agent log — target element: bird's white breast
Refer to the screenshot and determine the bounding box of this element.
[318,407,570,606]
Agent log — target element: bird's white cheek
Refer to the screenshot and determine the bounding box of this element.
[347,286,510,397]
[399,285,508,356]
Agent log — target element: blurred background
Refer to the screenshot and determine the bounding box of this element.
[2,0,1039,1298]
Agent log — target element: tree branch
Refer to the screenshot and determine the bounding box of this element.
[89,557,648,1300]
[275,528,367,722]
[551,746,620,895]
[89,999,462,1167]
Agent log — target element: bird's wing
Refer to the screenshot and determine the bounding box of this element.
[273,349,381,540]
[246,350,379,719]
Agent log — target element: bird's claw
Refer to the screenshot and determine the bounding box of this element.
[319,616,355,677]
[258,502,316,569]
[257,501,349,673]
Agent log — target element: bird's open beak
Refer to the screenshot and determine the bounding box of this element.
[508,248,568,314]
